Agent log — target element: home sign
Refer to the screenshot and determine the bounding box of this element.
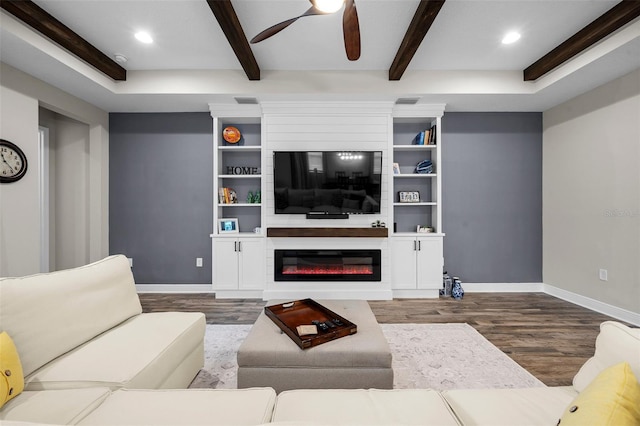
[226,166,260,175]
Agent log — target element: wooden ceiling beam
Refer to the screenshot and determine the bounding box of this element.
[524,0,640,81]
[389,0,446,81]
[0,0,126,81]
[206,0,260,81]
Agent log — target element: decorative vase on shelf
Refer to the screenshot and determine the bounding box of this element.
[247,191,254,203]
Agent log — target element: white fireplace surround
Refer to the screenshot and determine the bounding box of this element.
[261,102,393,300]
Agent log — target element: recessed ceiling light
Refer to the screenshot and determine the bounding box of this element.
[502,31,521,45]
[134,31,153,44]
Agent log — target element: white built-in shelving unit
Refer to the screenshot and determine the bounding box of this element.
[210,105,265,297]
[208,102,445,299]
[389,105,445,296]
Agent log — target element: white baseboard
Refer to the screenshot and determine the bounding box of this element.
[136,284,214,293]
[543,284,640,326]
[461,282,544,292]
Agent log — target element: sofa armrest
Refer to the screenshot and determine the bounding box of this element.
[0,255,142,376]
[572,321,640,392]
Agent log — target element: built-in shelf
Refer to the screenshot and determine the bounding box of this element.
[393,145,437,150]
[218,146,261,151]
[393,202,437,206]
[267,227,388,238]
[394,174,437,178]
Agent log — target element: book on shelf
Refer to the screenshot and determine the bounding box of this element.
[218,187,237,204]
[412,127,436,146]
[427,125,437,145]
[412,131,425,145]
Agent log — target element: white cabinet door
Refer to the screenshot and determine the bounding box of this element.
[416,237,443,290]
[238,238,266,290]
[213,239,239,290]
[390,237,418,289]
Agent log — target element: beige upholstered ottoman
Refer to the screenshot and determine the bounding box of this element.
[237,300,393,393]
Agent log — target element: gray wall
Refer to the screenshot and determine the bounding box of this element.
[441,112,542,283]
[108,111,542,285]
[109,113,213,284]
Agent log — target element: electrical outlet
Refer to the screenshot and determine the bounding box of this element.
[128,257,133,268]
[599,268,608,281]
[196,257,203,267]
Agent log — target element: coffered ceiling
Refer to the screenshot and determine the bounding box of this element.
[1,0,639,112]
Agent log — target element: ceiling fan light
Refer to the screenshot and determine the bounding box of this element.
[314,0,344,13]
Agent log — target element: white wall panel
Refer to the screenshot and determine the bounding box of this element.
[262,102,393,298]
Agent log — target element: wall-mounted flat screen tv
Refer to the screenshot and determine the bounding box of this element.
[274,151,382,215]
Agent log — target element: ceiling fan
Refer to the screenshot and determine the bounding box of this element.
[250,0,361,61]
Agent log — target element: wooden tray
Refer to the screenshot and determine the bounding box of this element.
[264,299,357,349]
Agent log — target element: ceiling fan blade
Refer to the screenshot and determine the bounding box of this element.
[343,0,360,60]
[251,6,324,44]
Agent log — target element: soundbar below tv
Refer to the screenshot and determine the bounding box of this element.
[273,151,382,215]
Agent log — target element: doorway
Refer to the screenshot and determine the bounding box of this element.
[39,108,91,271]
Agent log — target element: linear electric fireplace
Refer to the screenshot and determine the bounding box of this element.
[275,249,381,281]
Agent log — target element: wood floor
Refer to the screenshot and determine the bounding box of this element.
[139,292,624,387]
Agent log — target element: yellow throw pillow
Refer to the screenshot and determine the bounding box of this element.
[559,362,640,426]
[0,331,24,408]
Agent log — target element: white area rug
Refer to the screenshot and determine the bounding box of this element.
[190,323,545,390]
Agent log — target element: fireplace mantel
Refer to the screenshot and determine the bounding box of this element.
[267,227,388,238]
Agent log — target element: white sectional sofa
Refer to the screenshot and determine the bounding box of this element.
[269,321,640,425]
[1,255,639,425]
[1,255,205,392]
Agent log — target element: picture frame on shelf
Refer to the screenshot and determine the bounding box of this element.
[218,218,239,234]
[398,191,420,203]
[392,163,401,175]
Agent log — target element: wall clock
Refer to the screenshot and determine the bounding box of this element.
[0,139,28,183]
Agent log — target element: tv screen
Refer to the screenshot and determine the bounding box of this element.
[274,151,382,215]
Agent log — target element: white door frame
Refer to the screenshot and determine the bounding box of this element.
[38,126,50,273]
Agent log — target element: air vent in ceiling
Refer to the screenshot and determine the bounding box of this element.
[395,97,420,105]
[234,97,259,105]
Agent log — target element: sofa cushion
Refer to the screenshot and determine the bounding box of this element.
[0,255,142,377]
[573,321,640,393]
[25,312,205,391]
[559,362,640,426]
[272,389,460,425]
[442,387,576,426]
[0,332,24,408]
[77,388,277,426]
[0,388,111,425]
